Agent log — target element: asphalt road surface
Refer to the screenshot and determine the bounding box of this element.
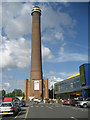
[1,102,89,120]
[26,102,88,119]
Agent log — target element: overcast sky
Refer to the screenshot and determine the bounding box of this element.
[0,0,89,92]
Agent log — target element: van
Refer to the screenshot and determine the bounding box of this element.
[4,97,13,102]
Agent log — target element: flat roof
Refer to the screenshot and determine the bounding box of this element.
[67,73,80,79]
[55,75,80,85]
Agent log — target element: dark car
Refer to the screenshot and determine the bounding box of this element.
[62,100,67,105]
[14,102,21,111]
[63,101,67,105]
[71,100,78,106]
[19,101,26,107]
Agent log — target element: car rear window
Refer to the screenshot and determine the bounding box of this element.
[1,103,12,107]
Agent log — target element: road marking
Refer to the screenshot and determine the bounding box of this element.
[61,105,64,107]
[56,106,59,107]
[30,106,33,107]
[61,105,88,112]
[70,116,78,120]
[41,106,44,107]
[25,107,29,119]
[49,107,53,109]
[46,106,53,109]
[15,111,21,118]
[36,106,39,107]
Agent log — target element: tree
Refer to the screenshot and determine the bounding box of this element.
[2,90,6,95]
[0,90,6,100]
[22,92,25,98]
[12,89,25,98]
[2,89,25,99]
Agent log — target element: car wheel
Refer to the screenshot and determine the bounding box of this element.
[83,104,87,108]
[12,111,15,117]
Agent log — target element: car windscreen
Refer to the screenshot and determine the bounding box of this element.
[1,103,12,107]
[86,98,90,101]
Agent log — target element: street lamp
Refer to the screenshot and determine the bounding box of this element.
[53,83,54,100]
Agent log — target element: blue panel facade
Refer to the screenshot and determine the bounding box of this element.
[88,63,90,86]
[85,63,90,86]
[83,63,90,87]
[81,63,90,98]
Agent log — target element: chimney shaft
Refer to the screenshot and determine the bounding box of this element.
[30,7,42,80]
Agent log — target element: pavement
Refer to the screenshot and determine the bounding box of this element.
[1,101,89,120]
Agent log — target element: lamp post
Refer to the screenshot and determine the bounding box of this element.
[53,83,54,100]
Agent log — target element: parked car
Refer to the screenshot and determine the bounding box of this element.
[0,102,18,116]
[0,101,2,106]
[14,102,21,111]
[62,100,67,105]
[4,97,13,102]
[71,100,78,106]
[66,100,72,105]
[63,100,72,105]
[21,100,26,107]
[78,97,90,108]
[33,98,41,103]
[17,100,26,107]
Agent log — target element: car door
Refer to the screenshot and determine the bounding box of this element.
[87,98,90,107]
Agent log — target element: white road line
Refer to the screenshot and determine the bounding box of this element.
[62,105,88,112]
[41,106,44,107]
[30,106,33,107]
[61,105,64,107]
[36,106,39,107]
[70,116,78,120]
[15,111,21,118]
[69,106,87,112]
[56,106,59,107]
[49,107,53,109]
[46,106,53,109]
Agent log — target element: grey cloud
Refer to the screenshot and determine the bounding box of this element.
[2,2,77,40]
[0,35,54,70]
[1,37,31,70]
[1,0,90,2]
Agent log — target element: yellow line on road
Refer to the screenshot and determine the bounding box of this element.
[25,107,29,119]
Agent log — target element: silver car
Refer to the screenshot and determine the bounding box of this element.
[0,102,18,116]
[78,97,90,108]
[34,98,41,103]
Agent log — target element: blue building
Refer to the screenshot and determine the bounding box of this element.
[54,63,90,100]
[79,63,90,99]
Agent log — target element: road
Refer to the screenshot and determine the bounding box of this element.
[26,102,88,119]
[1,102,89,120]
